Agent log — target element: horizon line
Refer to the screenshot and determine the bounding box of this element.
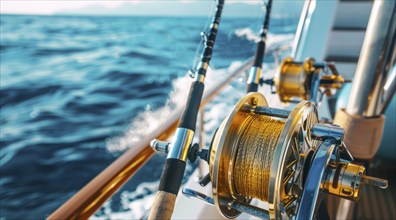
[0,12,299,20]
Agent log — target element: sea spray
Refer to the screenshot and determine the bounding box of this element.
[105,62,246,153]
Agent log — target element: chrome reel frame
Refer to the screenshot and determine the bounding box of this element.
[297,139,337,220]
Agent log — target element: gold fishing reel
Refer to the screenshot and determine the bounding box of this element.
[202,92,388,219]
[273,57,345,103]
[209,92,319,219]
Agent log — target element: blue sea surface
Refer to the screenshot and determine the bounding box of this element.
[0,14,297,219]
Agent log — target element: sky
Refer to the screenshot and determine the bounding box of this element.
[0,0,263,15]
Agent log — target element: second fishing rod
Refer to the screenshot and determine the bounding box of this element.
[247,0,273,93]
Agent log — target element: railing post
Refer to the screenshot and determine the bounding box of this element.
[336,1,395,219]
[346,0,395,117]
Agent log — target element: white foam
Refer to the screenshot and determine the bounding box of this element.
[105,62,246,153]
[234,27,259,42]
[234,27,295,49]
[105,75,191,153]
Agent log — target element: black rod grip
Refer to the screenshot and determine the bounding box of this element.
[178,81,204,132]
[158,158,186,195]
[253,41,266,67]
[247,83,259,93]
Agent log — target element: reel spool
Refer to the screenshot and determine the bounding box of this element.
[273,57,345,103]
[209,92,318,219]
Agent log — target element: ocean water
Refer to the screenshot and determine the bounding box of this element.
[0,14,297,219]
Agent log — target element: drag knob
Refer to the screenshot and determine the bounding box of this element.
[322,162,388,201]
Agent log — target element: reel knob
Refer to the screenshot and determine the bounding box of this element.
[322,160,388,201]
[323,162,366,201]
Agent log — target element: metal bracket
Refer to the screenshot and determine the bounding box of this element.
[310,123,344,145]
[150,139,170,154]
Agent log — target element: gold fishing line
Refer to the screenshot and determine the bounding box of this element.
[233,114,285,201]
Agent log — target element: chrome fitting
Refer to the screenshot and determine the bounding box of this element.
[197,62,208,71]
[310,123,344,144]
[150,139,170,154]
[211,22,219,30]
[194,62,208,83]
[167,128,195,161]
[194,74,205,83]
[247,67,261,84]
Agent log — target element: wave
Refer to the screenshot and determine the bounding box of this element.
[233,27,294,48]
[105,60,247,154]
[33,48,90,56]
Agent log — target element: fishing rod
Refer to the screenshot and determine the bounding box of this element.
[246,0,273,93]
[148,0,224,219]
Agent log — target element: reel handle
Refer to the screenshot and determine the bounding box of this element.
[362,175,388,189]
[182,188,215,205]
[182,188,270,219]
